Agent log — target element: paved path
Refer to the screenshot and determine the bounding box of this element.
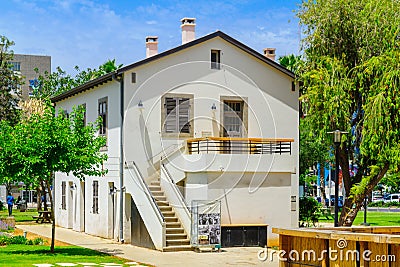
[17,224,278,267]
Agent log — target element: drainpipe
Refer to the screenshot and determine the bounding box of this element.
[113,72,124,243]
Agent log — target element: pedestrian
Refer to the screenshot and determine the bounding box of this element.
[6,193,14,216]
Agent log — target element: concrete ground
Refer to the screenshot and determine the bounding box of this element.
[17,224,279,267]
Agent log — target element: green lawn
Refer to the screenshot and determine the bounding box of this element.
[319,211,400,226]
[0,245,144,266]
[0,209,38,222]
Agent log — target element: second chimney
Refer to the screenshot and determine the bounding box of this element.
[263,48,276,61]
[146,36,158,58]
[181,18,196,44]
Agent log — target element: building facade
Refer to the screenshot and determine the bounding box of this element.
[52,19,299,251]
[11,54,51,99]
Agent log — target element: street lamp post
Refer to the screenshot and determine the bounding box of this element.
[328,130,347,227]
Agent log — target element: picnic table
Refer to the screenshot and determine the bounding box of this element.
[33,210,52,223]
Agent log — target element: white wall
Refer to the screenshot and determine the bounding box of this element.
[54,80,122,240]
[123,37,298,179]
[53,35,298,247]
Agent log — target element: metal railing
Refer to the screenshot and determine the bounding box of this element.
[161,164,190,213]
[129,161,165,224]
[187,137,294,155]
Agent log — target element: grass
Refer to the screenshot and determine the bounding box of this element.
[0,245,132,266]
[0,208,38,222]
[319,211,400,226]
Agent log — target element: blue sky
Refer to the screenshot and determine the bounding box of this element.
[1,0,301,73]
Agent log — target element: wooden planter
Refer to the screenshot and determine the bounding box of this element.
[272,227,400,267]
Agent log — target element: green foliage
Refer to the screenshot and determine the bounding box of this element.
[0,35,22,125]
[297,0,400,225]
[2,104,108,185]
[0,201,4,211]
[33,59,123,99]
[299,118,331,175]
[368,201,400,208]
[278,54,302,74]
[0,235,45,245]
[299,197,322,227]
[0,103,107,251]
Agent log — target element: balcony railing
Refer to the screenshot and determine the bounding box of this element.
[187,137,294,155]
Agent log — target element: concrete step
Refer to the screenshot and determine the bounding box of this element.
[163,245,193,252]
[166,222,181,228]
[151,191,164,197]
[156,200,169,206]
[166,228,185,234]
[166,239,191,246]
[153,196,166,201]
[159,206,172,212]
[164,217,178,223]
[166,233,188,240]
[162,211,176,217]
[148,185,161,191]
[150,180,161,186]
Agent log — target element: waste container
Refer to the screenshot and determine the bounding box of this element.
[18,200,27,212]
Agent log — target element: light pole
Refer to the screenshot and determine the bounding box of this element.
[328,130,347,227]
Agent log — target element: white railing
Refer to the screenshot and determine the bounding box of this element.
[160,164,191,237]
[125,161,166,249]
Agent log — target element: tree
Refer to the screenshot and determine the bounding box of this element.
[279,55,331,203]
[33,59,123,99]
[0,101,107,251]
[0,35,22,125]
[297,0,400,225]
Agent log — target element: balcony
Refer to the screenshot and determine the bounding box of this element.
[187,137,293,155]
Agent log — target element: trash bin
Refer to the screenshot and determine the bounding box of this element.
[18,200,27,212]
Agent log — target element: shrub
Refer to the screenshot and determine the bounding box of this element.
[0,201,4,211]
[32,237,45,245]
[385,201,400,207]
[0,235,44,245]
[299,197,321,227]
[10,235,28,244]
[369,201,384,207]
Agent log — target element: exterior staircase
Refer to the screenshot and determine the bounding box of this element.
[149,180,192,252]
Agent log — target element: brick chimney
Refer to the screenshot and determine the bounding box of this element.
[181,18,196,44]
[263,48,276,61]
[146,36,158,58]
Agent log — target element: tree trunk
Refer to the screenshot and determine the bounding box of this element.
[320,166,327,206]
[339,163,389,226]
[45,174,55,253]
[37,187,42,212]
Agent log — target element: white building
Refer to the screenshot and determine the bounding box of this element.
[52,18,299,251]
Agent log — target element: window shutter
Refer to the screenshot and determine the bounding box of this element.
[178,98,190,133]
[165,97,177,132]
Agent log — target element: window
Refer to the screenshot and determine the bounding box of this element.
[79,103,86,126]
[223,101,244,137]
[93,181,99,214]
[98,97,108,137]
[9,62,21,71]
[61,181,66,210]
[162,94,193,136]
[62,109,69,119]
[211,50,221,69]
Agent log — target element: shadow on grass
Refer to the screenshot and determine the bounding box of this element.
[5,246,120,257]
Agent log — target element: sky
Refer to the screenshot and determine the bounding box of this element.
[1,0,301,74]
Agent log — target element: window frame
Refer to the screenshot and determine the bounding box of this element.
[92,180,99,214]
[220,96,248,138]
[211,50,221,70]
[98,97,108,149]
[161,93,194,138]
[61,181,66,210]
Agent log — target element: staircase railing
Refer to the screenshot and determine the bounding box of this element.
[130,161,165,225]
[161,163,191,236]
